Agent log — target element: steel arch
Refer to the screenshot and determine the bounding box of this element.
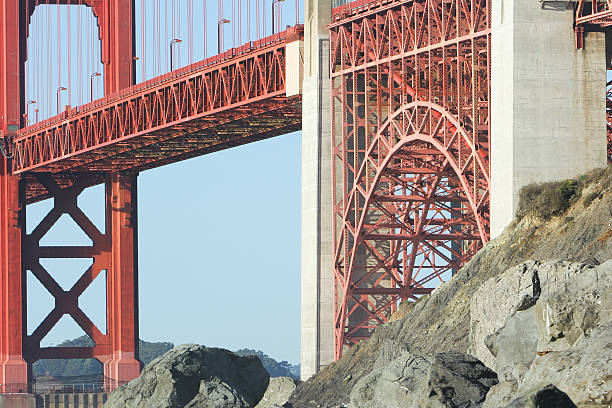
[333,101,489,358]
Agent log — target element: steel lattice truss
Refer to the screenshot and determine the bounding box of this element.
[575,0,612,48]
[12,27,303,179]
[330,0,490,357]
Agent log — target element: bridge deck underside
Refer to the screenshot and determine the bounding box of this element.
[22,98,301,202]
[13,27,304,202]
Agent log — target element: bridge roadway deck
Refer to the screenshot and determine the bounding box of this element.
[12,26,303,201]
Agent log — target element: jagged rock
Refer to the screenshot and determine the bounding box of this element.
[289,171,612,408]
[501,383,577,408]
[255,377,299,408]
[519,321,612,407]
[469,260,612,369]
[482,380,519,408]
[534,260,612,352]
[103,344,269,408]
[348,351,497,408]
[484,308,537,382]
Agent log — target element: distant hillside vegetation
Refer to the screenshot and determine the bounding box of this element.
[33,337,300,379]
[234,349,299,379]
[33,336,174,377]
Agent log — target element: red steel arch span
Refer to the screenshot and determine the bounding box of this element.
[329,0,491,357]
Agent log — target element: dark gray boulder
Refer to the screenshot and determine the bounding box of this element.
[103,344,269,408]
[348,351,497,408]
[502,383,577,408]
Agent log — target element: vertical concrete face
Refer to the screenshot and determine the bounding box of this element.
[301,0,334,381]
[491,0,608,238]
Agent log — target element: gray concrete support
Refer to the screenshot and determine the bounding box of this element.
[490,0,608,238]
[300,0,335,381]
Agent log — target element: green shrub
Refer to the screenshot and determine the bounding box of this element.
[517,179,582,221]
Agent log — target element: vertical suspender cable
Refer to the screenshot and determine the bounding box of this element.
[203,0,207,58]
[256,0,260,40]
[57,0,61,105]
[247,0,250,42]
[78,0,83,104]
[141,0,145,82]
[189,0,193,65]
[177,0,181,66]
[67,2,71,106]
[26,0,30,124]
[47,0,51,116]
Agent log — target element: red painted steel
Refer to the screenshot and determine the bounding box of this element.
[1,0,303,393]
[575,0,612,48]
[12,26,304,179]
[0,0,29,392]
[22,0,134,95]
[20,173,141,389]
[330,0,490,358]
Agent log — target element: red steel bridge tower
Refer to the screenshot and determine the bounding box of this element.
[328,0,611,358]
[1,0,140,391]
[1,0,302,391]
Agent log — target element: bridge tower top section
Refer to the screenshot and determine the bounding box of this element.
[0,0,134,137]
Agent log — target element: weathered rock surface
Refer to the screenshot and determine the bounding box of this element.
[469,260,611,369]
[501,383,577,408]
[348,351,497,408]
[519,320,612,407]
[255,377,299,408]
[103,344,269,408]
[479,261,612,407]
[289,168,612,408]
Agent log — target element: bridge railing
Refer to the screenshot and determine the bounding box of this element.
[20,25,304,136]
[12,25,304,174]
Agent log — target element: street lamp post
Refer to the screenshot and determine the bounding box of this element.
[170,39,182,71]
[90,72,101,102]
[56,87,67,114]
[272,0,286,34]
[27,100,36,125]
[218,18,230,54]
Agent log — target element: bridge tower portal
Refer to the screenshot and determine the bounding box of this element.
[0,0,140,392]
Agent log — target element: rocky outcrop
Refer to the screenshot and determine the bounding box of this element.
[103,344,269,408]
[475,260,612,407]
[348,350,497,408]
[289,168,612,408]
[255,377,299,408]
[501,384,577,408]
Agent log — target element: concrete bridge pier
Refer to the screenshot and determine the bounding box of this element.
[300,0,335,381]
[490,0,609,237]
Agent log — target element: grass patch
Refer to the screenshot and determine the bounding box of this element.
[516,179,582,221]
[515,165,610,222]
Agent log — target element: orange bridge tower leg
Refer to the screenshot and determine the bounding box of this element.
[105,173,141,386]
[0,0,28,393]
[0,0,139,393]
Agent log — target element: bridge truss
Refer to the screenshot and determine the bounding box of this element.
[330,0,490,357]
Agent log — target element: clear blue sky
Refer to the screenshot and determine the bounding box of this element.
[24,1,303,365]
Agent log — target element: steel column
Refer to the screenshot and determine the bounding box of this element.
[100,0,135,95]
[0,0,28,392]
[104,172,141,387]
[0,162,28,393]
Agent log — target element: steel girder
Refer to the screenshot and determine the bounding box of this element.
[575,0,612,48]
[12,27,304,180]
[330,0,490,358]
[21,173,141,390]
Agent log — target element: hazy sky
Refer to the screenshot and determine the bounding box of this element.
[24,1,303,365]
